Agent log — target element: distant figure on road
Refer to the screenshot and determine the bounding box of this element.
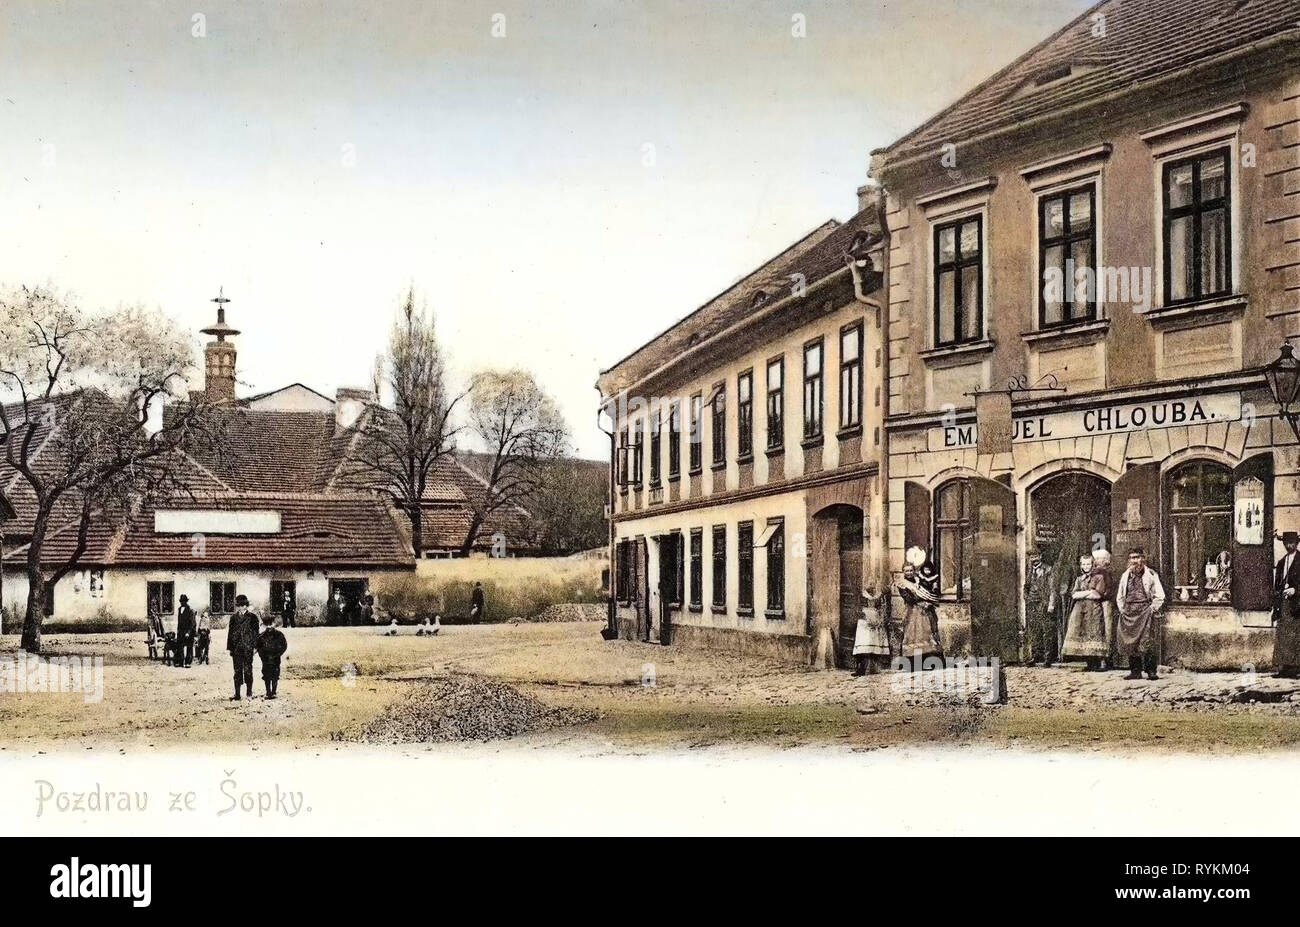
[226,594,261,700]
[256,612,288,699]
[469,582,485,624]
[176,595,197,668]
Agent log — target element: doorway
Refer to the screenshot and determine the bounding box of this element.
[809,503,864,669]
[328,578,369,625]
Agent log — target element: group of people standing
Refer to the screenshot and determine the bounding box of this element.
[148,595,210,668]
[851,544,1167,680]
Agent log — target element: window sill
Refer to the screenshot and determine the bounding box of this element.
[737,607,754,619]
[1021,318,1109,346]
[801,435,824,450]
[764,610,786,621]
[837,425,863,441]
[737,453,754,465]
[766,445,785,457]
[711,462,726,472]
[689,605,703,614]
[919,339,995,366]
[1142,293,1247,330]
[688,467,703,478]
[667,473,680,483]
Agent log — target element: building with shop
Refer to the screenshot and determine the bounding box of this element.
[871,0,1300,666]
[597,205,887,666]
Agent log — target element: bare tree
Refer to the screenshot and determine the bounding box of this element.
[0,285,226,653]
[461,369,568,556]
[346,287,464,555]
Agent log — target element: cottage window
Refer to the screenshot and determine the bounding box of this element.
[933,216,983,346]
[147,581,174,617]
[1166,460,1233,604]
[766,357,784,451]
[803,339,824,440]
[839,323,863,431]
[934,479,973,599]
[689,528,703,610]
[738,521,754,615]
[209,581,237,614]
[1163,149,1231,305]
[1039,184,1096,326]
[737,371,754,460]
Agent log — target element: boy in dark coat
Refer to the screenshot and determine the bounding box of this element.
[256,613,288,699]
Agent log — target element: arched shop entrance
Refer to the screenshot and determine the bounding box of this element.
[1027,471,1112,656]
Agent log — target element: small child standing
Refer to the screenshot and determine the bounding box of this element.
[256,614,288,699]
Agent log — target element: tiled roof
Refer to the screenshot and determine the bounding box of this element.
[598,207,884,395]
[877,0,1300,167]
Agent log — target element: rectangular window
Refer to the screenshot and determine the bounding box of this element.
[1039,184,1097,327]
[147,580,174,618]
[933,216,983,346]
[689,528,703,610]
[711,525,726,609]
[631,420,644,486]
[1163,148,1231,306]
[711,384,726,466]
[668,400,681,478]
[738,521,754,614]
[616,541,631,603]
[803,339,824,440]
[617,428,629,489]
[672,531,684,607]
[649,408,662,486]
[43,580,55,617]
[839,323,863,431]
[89,569,105,598]
[209,581,237,614]
[766,357,784,451]
[689,393,703,473]
[737,370,753,459]
[766,519,785,616]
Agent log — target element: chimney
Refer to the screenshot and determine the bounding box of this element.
[335,387,374,432]
[856,182,883,215]
[200,288,240,403]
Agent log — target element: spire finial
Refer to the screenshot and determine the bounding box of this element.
[201,286,240,341]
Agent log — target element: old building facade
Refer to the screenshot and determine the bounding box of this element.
[598,208,888,665]
[872,0,1300,666]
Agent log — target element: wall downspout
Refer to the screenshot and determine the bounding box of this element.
[596,387,618,640]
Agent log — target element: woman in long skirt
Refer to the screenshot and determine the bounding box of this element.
[897,554,943,669]
[852,588,891,675]
[1061,552,1109,670]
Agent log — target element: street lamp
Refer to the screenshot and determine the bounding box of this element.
[1266,342,1300,442]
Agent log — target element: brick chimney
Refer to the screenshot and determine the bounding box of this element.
[856,182,883,215]
[200,288,239,403]
[335,387,374,432]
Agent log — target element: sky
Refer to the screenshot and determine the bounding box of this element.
[0,0,1095,458]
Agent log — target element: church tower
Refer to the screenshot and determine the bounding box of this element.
[201,287,240,403]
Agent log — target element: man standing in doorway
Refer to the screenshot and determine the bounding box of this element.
[226,594,261,700]
[1115,547,1166,680]
[281,588,296,628]
[1272,531,1300,677]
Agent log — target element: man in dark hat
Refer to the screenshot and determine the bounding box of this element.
[225,594,261,700]
[1273,531,1300,677]
[176,595,197,668]
[1115,547,1166,680]
[469,581,486,624]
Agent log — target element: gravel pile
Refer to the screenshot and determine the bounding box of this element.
[526,603,606,623]
[356,675,597,743]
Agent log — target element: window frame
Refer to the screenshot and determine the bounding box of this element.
[738,520,754,616]
[802,337,824,442]
[711,524,727,610]
[649,407,662,487]
[838,321,864,433]
[631,419,644,487]
[710,382,726,468]
[1165,459,1233,605]
[1038,183,1098,328]
[209,580,237,615]
[766,356,785,452]
[671,530,684,608]
[668,399,681,479]
[688,393,703,474]
[766,517,785,618]
[1161,147,1232,307]
[933,479,974,602]
[932,215,984,348]
[737,369,754,461]
[689,528,703,611]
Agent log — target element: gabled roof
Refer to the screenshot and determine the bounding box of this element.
[598,206,884,396]
[875,0,1300,169]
